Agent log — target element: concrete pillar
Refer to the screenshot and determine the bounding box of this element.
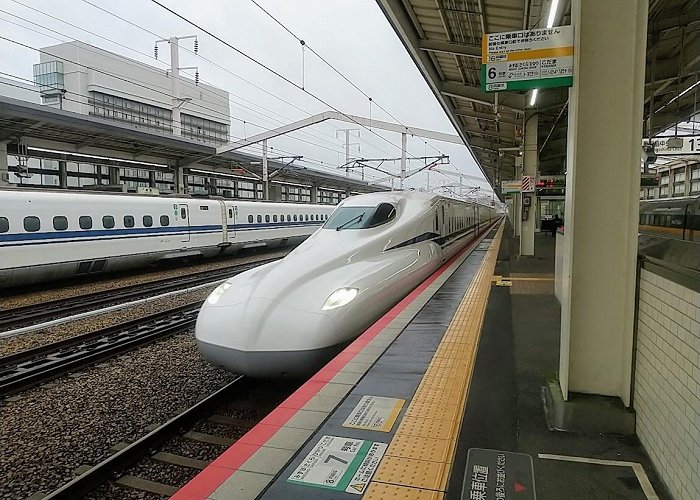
[149,170,156,188]
[174,166,186,194]
[0,142,10,186]
[310,183,318,204]
[108,166,120,185]
[233,180,239,199]
[520,113,538,256]
[262,139,269,200]
[559,0,647,406]
[58,160,68,188]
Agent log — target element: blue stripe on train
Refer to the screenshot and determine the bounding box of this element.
[0,221,324,247]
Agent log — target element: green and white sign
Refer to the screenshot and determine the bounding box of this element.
[482,26,574,92]
[287,435,387,495]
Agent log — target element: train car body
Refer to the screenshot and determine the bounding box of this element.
[639,196,699,241]
[0,189,335,288]
[196,191,500,377]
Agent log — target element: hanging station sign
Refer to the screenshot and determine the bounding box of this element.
[501,179,522,194]
[643,135,700,155]
[482,26,574,92]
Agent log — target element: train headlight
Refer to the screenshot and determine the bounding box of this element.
[322,287,358,310]
[207,282,232,305]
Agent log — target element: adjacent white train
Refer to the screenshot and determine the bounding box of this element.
[196,191,500,377]
[0,189,335,289]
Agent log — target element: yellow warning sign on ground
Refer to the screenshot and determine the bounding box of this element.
[342,395,405,432]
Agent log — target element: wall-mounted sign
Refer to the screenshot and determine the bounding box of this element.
[501,179,521,194]
[643,136,700,155]
[522,175,535,193]
[482,26,574,92]
[640,174,660,187]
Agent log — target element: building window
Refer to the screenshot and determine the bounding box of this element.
[89,91,173,134]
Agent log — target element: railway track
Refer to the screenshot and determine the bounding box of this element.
[0,257,279,333]
[0,304,200,397]
[42,378,299,499]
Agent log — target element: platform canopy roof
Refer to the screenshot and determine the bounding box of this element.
[0,96,383,194]
[376,0,699,188]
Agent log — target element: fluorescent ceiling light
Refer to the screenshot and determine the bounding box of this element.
[529,88,539,107]
[546,0,560,28]
[529,0,561,108]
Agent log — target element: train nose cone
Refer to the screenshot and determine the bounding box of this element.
[195,287,343,378]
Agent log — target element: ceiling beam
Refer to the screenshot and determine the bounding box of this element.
[439,81,526,111]
[455,110,521,126]
[417,39,481,58]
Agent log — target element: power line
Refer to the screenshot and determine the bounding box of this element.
[70,0,393,159]
[0,27,347,159]
[248,0,445,157]
[147,0,424,162]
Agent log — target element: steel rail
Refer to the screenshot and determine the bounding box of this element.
[41,376,246,500]
[0,304,200,397]
[0,257,279,332]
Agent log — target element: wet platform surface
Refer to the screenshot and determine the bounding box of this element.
[174,222,671,500]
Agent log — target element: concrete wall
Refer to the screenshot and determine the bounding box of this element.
[0,76,41,103]
[39,41,230,125]
[634,268,700,500]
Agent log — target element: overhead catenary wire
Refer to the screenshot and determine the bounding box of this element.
[248,0,445,158]
[0,11,352,157]
[68,0,396,160]
[147,0,429,163]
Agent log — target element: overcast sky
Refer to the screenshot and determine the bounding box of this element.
[0,0,492,195]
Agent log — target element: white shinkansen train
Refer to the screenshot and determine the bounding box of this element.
[196,191,501,377]
[0,189,335,289]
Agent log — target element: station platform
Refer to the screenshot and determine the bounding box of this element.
[173,220,671,500]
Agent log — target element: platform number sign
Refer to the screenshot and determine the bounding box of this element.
[287,435,387,495]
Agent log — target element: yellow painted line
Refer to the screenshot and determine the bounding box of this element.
[506,46,573,61]
[492,277,554,282]
[364,221,505,499]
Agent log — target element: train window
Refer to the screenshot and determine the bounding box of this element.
[293,214,298,221]
[248,215,253,223]
[228,208,233,219]
[273,215,278,222]
[160,215,170,226]
[302,214,307,221]
[257,215,262,223]
[143,215,153,227]
[124,215,135,228]
[265,215,270,223]
[181,208,187,219]
[79,216,93,230]
[53,216,68,231]
[102,216,115,229]
[23,216,41,232]
[0,217,8,233]
[366,203,397,228]
[287,215,291,222]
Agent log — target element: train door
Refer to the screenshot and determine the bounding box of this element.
[228,205,237,239]
[178,204,190,242]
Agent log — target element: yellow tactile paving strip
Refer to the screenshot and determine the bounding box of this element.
[365,221,505,499]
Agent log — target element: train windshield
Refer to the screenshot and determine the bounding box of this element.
[324,203,397,231]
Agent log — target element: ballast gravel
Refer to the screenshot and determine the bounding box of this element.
[0,248,290,310]
[0,289,212,357]
[0,332,237,499]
